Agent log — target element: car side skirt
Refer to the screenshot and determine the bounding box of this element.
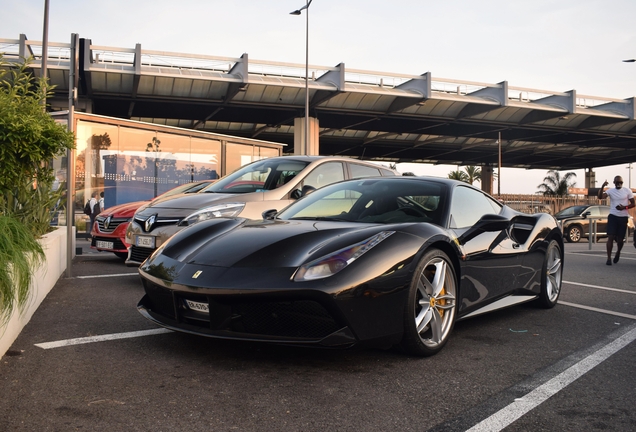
[458,295,538,320]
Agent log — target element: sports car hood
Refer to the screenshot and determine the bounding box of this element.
[138,192,248,214]
[153,218,398,269]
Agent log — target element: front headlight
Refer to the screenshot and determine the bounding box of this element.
[178,203,245,226]
[293,231,395,281]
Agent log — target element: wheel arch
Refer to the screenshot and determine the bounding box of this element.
[420,239,462,293]
[546,227,565,259]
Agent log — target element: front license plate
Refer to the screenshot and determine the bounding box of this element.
[185,299,209,313]
[135,235,155,248]
[96,240,114,249]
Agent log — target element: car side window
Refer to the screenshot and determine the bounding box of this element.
[299,162,345,190]
[349,163,382,179]
[449,186,502,229]
[597,207,609,217]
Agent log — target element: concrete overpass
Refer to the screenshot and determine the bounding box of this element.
[2,33,635,191]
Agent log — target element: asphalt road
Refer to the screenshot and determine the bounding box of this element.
[1,239,634,431]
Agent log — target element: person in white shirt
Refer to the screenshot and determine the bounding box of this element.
[598,176,635,265]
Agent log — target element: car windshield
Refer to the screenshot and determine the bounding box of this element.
[157,180,214,199]
[201,159,309,194]
[278,178,445,226]
[555,205,588,217]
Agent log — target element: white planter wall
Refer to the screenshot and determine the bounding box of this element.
[0,227,73,358]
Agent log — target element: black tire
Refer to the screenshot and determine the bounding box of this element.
[535,240,563,308]
[567,225,582,243]
[114,252,128,260]
[400,249,457,357]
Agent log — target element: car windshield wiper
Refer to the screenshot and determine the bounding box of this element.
[288,216,351,222]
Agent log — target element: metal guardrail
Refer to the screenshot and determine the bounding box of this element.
[587,216,602,250]
[584,216,631,250]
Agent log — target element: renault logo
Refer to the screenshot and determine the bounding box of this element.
[104,216,112,230]
[144,214,156,232]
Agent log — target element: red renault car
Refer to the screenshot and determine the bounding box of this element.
[90,180,215,259]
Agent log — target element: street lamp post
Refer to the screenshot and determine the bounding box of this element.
[42,0,50,106]
[290,0,313,155]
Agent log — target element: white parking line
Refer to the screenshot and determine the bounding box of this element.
[466,325,636,432]
[34,328,172,349]
[559,301,636,320]
[567,252,636,261]
[563,280,636,295]
[75,273,139,279]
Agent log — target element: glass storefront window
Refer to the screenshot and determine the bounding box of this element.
[75,121,119,210]
[71,115,281,237]
[226,142,257,174]
[190,137,221,181]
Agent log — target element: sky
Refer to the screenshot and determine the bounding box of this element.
[2,0,635,193]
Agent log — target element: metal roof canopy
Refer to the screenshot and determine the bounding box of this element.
[2,35,635,170]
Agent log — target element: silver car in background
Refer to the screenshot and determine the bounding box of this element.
[125,156,396,265]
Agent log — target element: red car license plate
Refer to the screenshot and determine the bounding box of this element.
[96,240,114,249]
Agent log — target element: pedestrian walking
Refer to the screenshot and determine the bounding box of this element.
[87,191,100,240]
[598,176,635,265]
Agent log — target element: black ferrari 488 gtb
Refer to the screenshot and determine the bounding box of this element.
[137,176,563,356]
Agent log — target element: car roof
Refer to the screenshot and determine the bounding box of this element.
[271,155,391,166]
[341,175,483,188]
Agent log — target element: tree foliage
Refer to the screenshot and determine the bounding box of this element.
[464,165,481,185]
[448,169,469,182]
[0,55,74,321]
[536,170,577,196]
[0,55,75,236]
[448,165,483,184]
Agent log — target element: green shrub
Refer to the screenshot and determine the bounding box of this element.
[0,55,75,237]
[0,55,75,321]
[0,215,45,323]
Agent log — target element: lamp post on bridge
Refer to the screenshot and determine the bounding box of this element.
[290,0,313,155]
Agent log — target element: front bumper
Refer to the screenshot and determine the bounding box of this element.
[125,221,183,265]
[137,285,357,347]
[137,261,407,349]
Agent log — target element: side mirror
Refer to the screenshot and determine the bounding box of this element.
[582,211,591,218]
[291,185,317,200]
[262,209,278,220]
[291,189,302,200]
[301,185,316,196]
[457,214,510,245]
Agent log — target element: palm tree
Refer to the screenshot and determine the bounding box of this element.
[537,170,577,196]
[463,165,482,185]
[448,169,469,182]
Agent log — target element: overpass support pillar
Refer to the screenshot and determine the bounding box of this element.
[293,117,320,155]
[585,168,596,189]
[481,164,494,195]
